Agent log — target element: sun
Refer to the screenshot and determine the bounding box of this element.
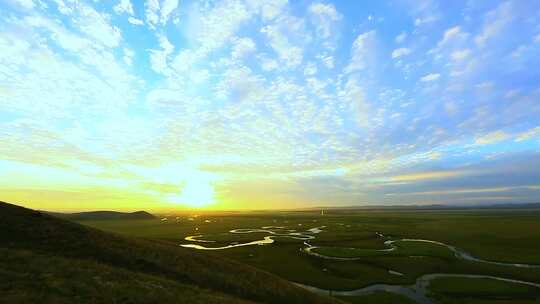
[177,179,216,208]
[156,164,221,209]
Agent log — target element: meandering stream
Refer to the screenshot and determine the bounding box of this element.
[295,273,540,304]
[303,234,540,268]
[180,226,319,250]
[180,225,540,303]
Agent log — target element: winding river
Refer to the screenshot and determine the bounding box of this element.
[180,226,320,250]
[295,273,540,304]
[303,234,540,268]
[180,225,540,303]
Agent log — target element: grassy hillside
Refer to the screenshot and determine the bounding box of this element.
[0,201,338,304]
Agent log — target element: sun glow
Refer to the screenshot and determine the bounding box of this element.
[167,170,219,208]
[176,179,216,208]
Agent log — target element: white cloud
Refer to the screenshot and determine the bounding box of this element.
[146,88,184,109]
[231,37,256,59]
[450,49,471,61]
[0,28,137,123]
[391,47,411,59]
[515,127,540,142]
[18,15,132,94]
[144,0,178,27]
[170,49,204,73]
[114,0,134,15]
[344,30,376,73]
[475,81,493,91]
[145,0,160,28]
[535,33,540,43]
[420,73,440,82]
[149,33,174,74]
[159,34,175,53]
[160,0,179,25]
[77,4,122,48]
[194,1,251,51]
[24,16,86,52]
[387,187,517,196]
[444,101,458,116]
[438,26,462,46]
[341,78,370,128]
[123,48,134,66]
[474,131,509,145]
[395,31,407,44]
[12,0,34,9]
[26,4,122,49]
[414,15,436,27]
[505,89,520,99]
[304,62,317,76]
[246,0,288,21]
[261,16,307,68]
[510,45,528,58]
[260,57,278,71]
[53,0,73,15]
[308,2,342,39]
[318,55,334,69]
[214,66,265,103]
[128,17,144,25]
[475,1,513,47]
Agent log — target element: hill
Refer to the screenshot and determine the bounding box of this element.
[0,201,338,304]
[46,210,156,220]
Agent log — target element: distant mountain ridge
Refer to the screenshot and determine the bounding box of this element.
[308,202,540,211]
[45,210,156,220]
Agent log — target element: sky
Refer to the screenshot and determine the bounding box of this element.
[1,0,540,211]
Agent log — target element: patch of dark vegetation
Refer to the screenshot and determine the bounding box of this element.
[428,277,540,304]
[337,292,418,304]
[46,210,156,220]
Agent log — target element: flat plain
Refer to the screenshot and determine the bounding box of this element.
[78,208,540,304]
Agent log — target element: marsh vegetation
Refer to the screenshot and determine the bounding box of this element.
[80,208,540,303]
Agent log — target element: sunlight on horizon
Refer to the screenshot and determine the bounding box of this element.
[168,171,218,208]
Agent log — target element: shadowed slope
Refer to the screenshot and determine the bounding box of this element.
[0,201,338,304]
[46,210,156,220]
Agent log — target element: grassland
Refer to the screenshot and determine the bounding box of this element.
[427,276,540,303]
[314,241,454,259]
[336,292,418,304]
[77,208,540,303]
[0,202,338,304]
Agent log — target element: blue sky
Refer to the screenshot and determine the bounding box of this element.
[1,0,540,210]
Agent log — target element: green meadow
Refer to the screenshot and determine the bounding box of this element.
[78,208,540,304]
[0,203,337,304]
[428,276,540,303]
